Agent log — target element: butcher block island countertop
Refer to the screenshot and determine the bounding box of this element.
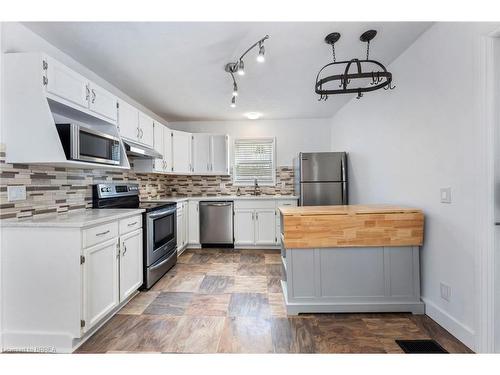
[279,204,424,249]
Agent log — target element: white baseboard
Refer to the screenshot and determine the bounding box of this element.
[422,297,476,351]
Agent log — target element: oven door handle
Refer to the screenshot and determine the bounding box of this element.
[149,252,176,271]
[147,207,176,219]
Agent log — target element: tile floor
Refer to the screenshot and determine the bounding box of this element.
[76,248,472,354]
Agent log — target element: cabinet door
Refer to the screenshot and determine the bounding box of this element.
[45,57,89,109]
[163,129,173,172]
[83,238,119,331]
[211,135,229,174]
[188,200,200,245]
[88,83,118,121]
[234,209,255,246]
[117,99,139,141]
[138,112,154,147]
[255,209,276,246]
[192,134,211,173]
[153,122,165,172]
[172,131,192,173]
[177,210,183,250]
[119,228,143,302]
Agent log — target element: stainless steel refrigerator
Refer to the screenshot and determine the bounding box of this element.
[295,152,348,206]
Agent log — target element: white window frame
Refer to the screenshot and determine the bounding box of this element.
[232,137,276,186]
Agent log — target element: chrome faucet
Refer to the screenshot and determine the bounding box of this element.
[253,178,261,196]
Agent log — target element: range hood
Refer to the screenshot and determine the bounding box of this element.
[123,139,163,159]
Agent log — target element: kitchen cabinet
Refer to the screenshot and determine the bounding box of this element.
[188,200,200,246]
[0,210,144,352]
[119,228,143,302]
[134,122,172,174]
[254,209,276,245]
[138,112,154,147]
[192,134,211,173]
[117,99,139,140]
[176,201,188,253]
[172,130,192,173]
[210,135,229,174]
[234,209,255,246]
[44,56,118,122]
[83,237,120,331]
[44,56,89,110]
[191,134,229,174]
[88,82,118,121]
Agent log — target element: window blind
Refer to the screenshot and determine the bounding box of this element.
[233,138,275,185]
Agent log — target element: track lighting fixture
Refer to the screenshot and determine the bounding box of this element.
[224,35,269,107]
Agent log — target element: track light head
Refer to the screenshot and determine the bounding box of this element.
[232,82,238,96]
[257,43,265,63]
[230,96,236,108]
[237,60,245,76]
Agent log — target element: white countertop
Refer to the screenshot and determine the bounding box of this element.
[145,195,299,203]
[0,208,145,228]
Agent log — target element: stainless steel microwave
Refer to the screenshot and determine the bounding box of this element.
[56,123,121,165]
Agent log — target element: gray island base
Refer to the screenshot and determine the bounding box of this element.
[280,245,424,315]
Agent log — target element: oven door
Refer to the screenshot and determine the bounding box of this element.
[146,206,177,266]
[76,125,121,165]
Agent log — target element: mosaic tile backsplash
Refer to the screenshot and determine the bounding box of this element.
[0,144,295,219]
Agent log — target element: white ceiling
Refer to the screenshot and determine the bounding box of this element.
[24,22,432,122]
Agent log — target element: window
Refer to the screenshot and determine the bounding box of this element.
[233,138,276,186]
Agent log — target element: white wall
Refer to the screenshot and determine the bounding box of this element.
[329,22,500,351]
[169,118,331,166]
[0,22,167,126]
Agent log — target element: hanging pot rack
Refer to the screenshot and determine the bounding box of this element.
[315,30,395,100]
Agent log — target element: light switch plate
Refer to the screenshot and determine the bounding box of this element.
[281,181,286,188]
[440,187,451,203]
[7,185,27,201]
[220,183,225,189]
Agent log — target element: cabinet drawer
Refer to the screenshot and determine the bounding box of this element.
[119,215,142,235]
[234,200,275,210]
[83,221,119,248]
[275,199,298,208]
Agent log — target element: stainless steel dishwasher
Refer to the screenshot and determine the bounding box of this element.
[199,201,234,247]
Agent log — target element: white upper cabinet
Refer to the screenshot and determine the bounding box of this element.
[211,135,229,174]
[118,99,140,140]
[172,130,192,173]
[192,134,211,173]
[44,56,89,110]
[88,82,118,121]
[138,112,154,147]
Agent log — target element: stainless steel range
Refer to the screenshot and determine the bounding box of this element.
[92,183,177,289]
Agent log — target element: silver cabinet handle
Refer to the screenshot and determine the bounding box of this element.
[122,242,127,256]
[137,127,140,138]
[116,242,120,259]
[256,212,259,220]
[96,230,110,236]
[127,221,137,227]
[91,89,96,103]
[252,212,255,220]
[85,85,90,101]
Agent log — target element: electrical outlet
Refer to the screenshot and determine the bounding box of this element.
[281,181,286,188]
[440,187,451,203]
[440,282,451,302]
[220,183,225,189]
[7,185,26,201]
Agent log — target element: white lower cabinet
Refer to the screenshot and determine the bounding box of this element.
[119,228,143,302]
[188,200,200,246]
[234,209,256,246]
[176,201,189,253]
[254,209,276,245]
[83,237,120,331]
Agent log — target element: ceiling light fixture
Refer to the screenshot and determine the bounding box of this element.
[315,30,395,101]
[244,112,262,120]
[224,35,269,107]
